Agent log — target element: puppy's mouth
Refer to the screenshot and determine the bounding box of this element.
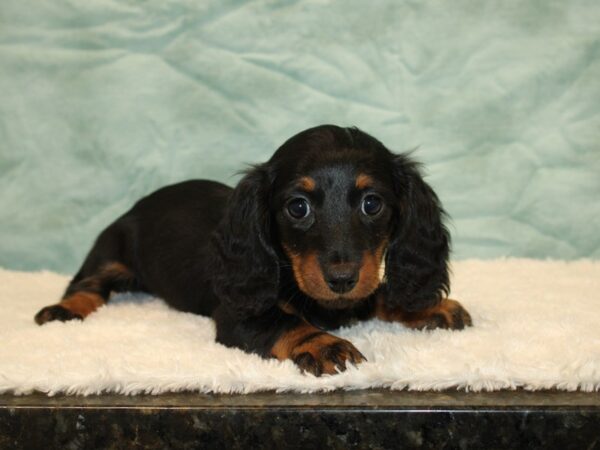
[283,246,387,307]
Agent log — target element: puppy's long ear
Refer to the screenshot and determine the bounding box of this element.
[384,154,450,311]
[211,164,279,318]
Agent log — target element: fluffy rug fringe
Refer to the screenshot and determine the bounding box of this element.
[1,259,599,395]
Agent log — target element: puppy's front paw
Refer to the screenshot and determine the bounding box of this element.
[416,298,473,330]
[291,334,366,376]
[271,324,366,376]
[442,299,473,329]
[34,304,82,325]
[377,297,473,330]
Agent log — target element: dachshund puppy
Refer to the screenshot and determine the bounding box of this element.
[35,125,472,376]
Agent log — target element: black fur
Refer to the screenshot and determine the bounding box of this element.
[211,164,279,319]
[36,125,465,375]
[385,154,450,311]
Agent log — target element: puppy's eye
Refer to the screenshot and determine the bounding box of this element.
[286,198,311,219]
[361,195,383,216]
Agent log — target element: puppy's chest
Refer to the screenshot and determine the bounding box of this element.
[279,295,376,330]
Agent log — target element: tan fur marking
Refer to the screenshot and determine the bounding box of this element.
[298,176,316,192]
[100,262,133,279]
[34,261,134,325]
[271,323,321,360]
[345,240,387,300]
[107,261,130,273]
[278,300,298,316]
[375,297,472,330]
[355,173,374,190]
[294,333,341,356]
[283,247,337,301]
[60,292,105,318]
[271,323,364,375]
[283,240,388,303]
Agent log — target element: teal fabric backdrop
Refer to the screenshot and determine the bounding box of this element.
[1,0,599,273]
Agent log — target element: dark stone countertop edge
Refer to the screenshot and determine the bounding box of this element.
[2,389,600,410]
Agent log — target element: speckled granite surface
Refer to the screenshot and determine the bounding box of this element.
[1,390,599,449]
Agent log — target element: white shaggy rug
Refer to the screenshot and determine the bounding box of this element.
[1,259,599,396]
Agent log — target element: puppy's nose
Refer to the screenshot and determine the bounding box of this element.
[325,266,359,294]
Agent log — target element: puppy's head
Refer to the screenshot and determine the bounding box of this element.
[212,125,450,318]
[269,126,395,307]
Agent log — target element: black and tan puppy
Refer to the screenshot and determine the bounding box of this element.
[35,125,472,376]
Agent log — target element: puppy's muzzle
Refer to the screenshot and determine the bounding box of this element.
[323,263,359,294]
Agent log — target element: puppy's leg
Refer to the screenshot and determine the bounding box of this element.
[213,305,366,377]
[375,295,472,330]
[35,223,138,325]
[35,262,136,324]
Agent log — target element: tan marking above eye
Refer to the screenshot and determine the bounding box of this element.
[298,176,316,192]
[355,173,374,190]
